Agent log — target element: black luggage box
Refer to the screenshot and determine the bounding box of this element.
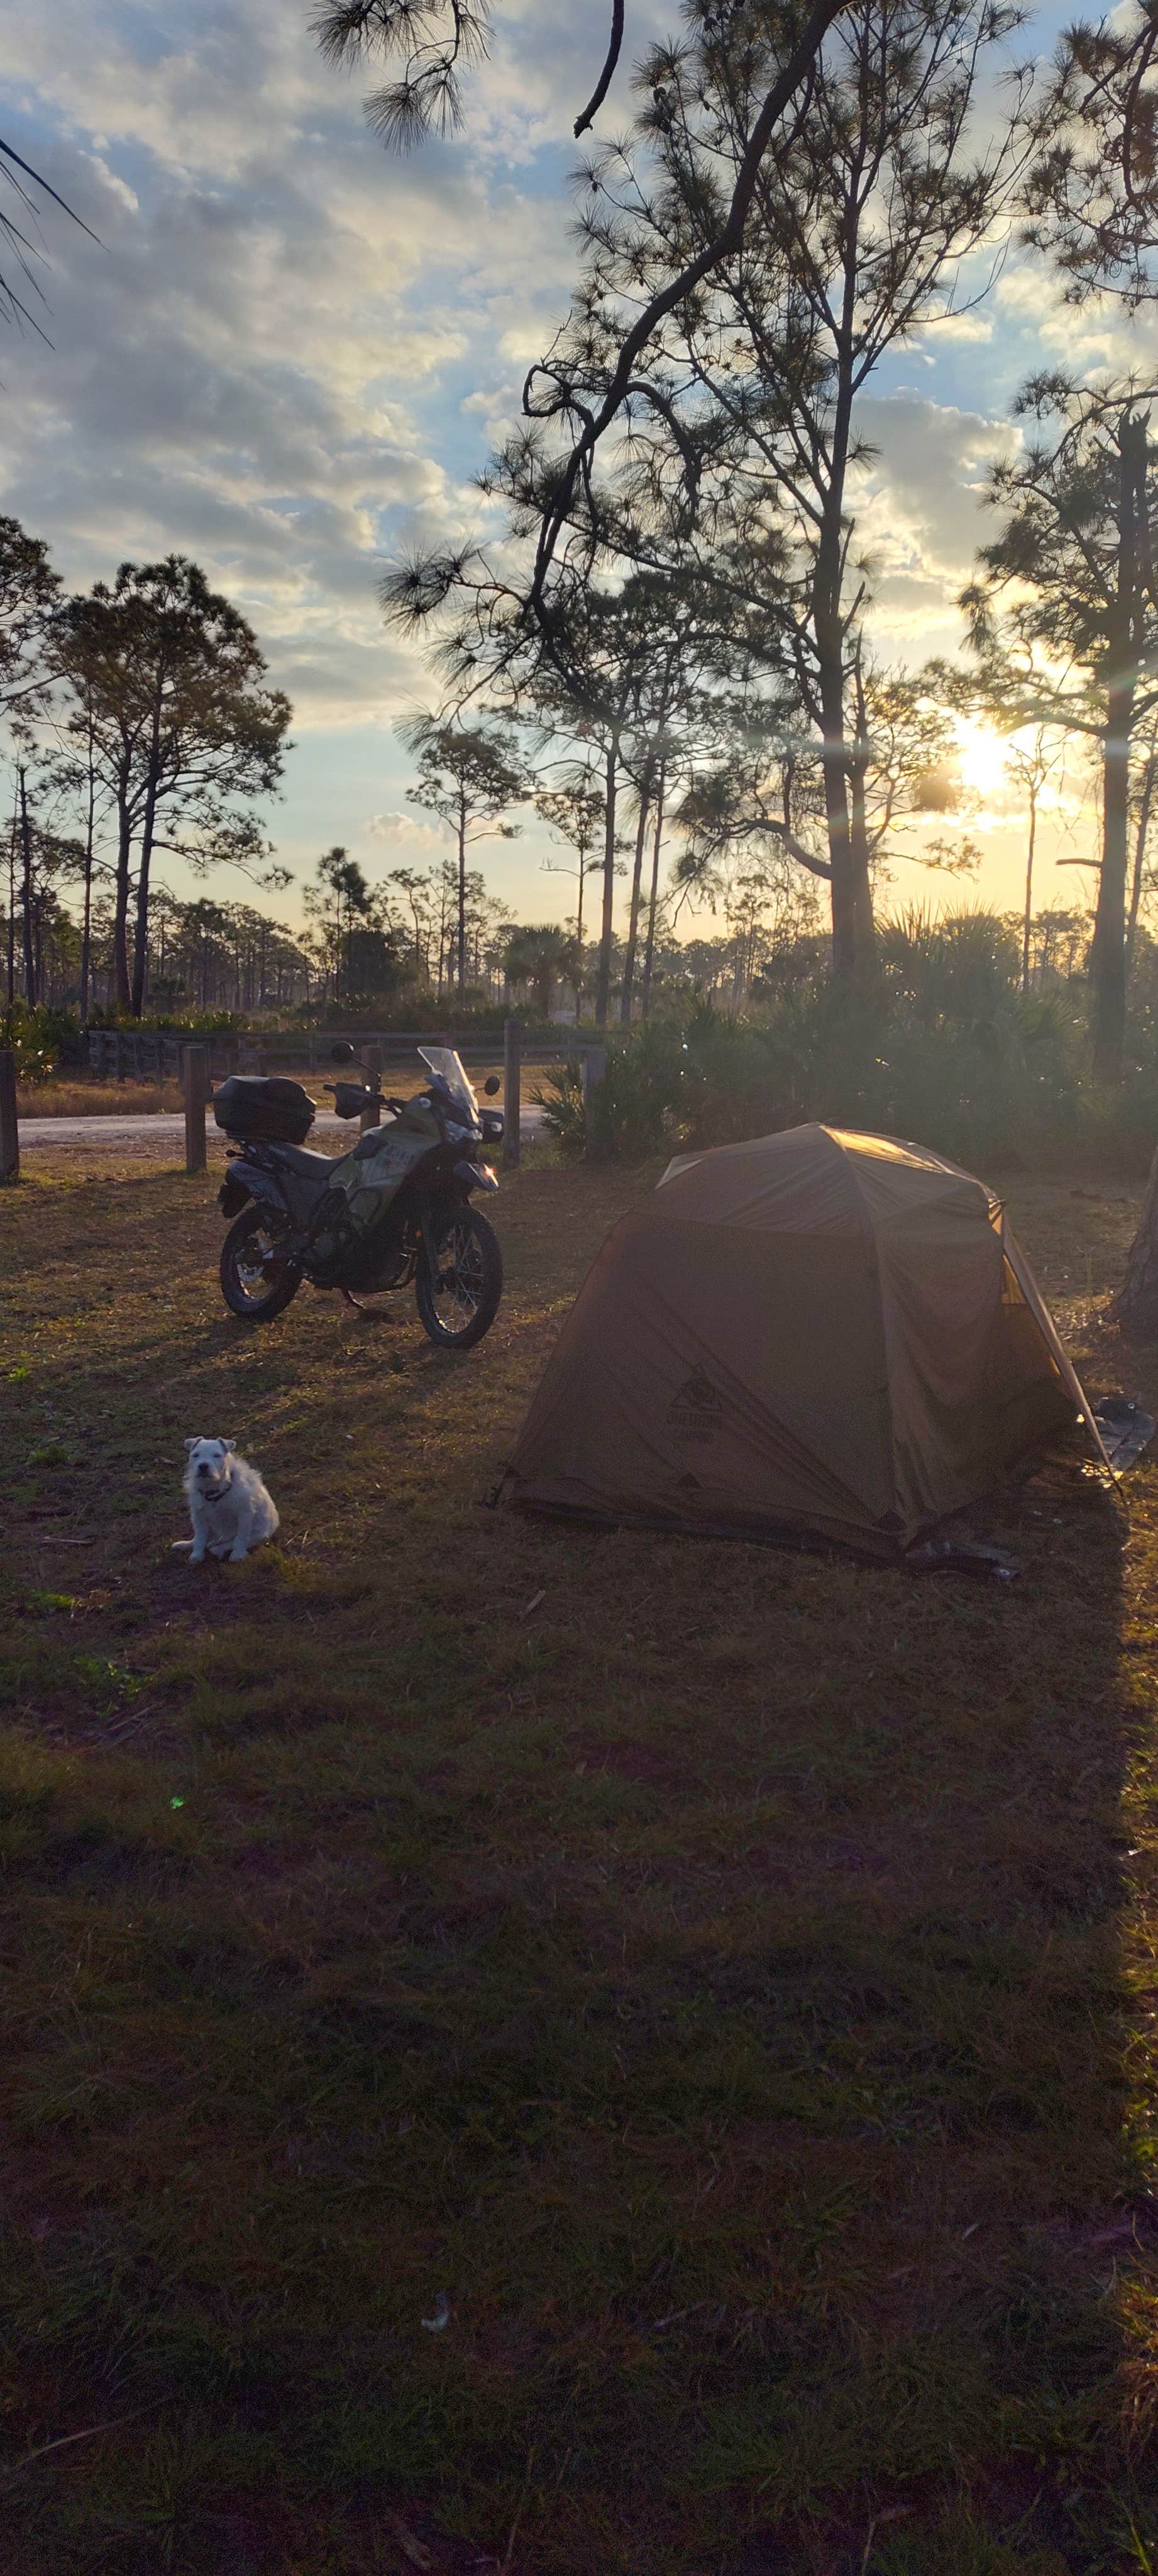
[212,1075,317,1145]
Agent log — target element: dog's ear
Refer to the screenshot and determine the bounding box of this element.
[222,1438,237,1454]
[184,1438,201,1452]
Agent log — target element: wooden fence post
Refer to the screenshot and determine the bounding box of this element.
[184,1044,208,1176]
[503,1017,521,1170]
[360,1043,382,1133]
[0,1050,18,1184]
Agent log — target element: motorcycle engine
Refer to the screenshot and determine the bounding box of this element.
[303,1205,414,1294]
[302,1229,345,1286]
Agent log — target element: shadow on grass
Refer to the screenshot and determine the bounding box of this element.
[0,1162,1156,2572]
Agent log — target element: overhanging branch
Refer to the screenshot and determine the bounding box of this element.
[574,0,625,138]
[527,0,852,616]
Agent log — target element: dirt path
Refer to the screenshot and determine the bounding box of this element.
[17,1106,548,1165]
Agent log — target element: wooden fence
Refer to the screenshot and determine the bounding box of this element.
[84,1026,580,1084]
[0,1026,607,1179]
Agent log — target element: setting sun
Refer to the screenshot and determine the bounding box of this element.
[953,716,1010,799]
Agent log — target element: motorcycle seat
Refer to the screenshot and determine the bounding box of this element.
[270,1144,340,1180]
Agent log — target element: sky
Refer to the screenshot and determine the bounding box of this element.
[0,0,1154,949]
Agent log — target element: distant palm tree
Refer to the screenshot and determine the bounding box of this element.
[502,923,580,1022]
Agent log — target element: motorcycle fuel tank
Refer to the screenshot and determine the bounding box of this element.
[328,1116,434,1235]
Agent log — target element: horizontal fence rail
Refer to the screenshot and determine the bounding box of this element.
[84,1027,580,1083]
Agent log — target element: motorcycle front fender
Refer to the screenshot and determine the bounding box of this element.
[453,1159,499,1194]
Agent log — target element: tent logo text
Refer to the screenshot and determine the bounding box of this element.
[667,1370,725,1443]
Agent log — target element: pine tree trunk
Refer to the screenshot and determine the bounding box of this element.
[6,796,16,1006]
[573,853,587,1016]
[131,830,154,1019]
[847,736,876,969]
[1092,680,1133,1084]
[1022,785,1037,994]
[817,655,862,984]
[1113,1138,1158,1324]
[79,741,96,1026]
[131,689,165,1019]
[595,739,618,1030]
[1127,748,1155,969]
[824,778,858,984]
[113,801,133,1014]
[619,777,651,1026]
[19,769,35,1006]
[1093,416,1144,1084]
[814,330,869,984]
[641,764,666,1023]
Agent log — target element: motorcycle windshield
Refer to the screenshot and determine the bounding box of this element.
[417,1046,479,1126]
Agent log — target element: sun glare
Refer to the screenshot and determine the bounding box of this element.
[954,717,1010,799]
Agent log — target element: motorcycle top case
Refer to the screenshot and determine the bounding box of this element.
[212,1075,317,1145]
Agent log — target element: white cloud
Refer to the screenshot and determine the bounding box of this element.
[365,811,446,850]
[0,0,580,746]
[0,0,1128,929]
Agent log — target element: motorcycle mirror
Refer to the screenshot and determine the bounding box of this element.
[483,1075,500,1096]
[330,1041,356,1062]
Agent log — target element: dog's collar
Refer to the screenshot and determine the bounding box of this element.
[199,1481,230,1502]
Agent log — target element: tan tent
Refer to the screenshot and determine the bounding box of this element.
[501,1123,1111,1557]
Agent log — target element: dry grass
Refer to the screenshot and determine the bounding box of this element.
[15,1080,187,1117]
[1,1142,1157,2573]
[14,1059,555,1119]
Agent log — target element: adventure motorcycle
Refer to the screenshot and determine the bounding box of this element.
[214,1043,505,1349]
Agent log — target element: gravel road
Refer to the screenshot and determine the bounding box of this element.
[17,1107,547,1162]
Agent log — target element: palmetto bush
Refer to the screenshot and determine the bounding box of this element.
[533,1024,686,1162]
[785,910,1083,1164]
[0,1002,85,1083]
[533,1011,788,1160]
[534,913,1092,1167]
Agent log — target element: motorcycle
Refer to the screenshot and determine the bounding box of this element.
[214,1043,506,1349]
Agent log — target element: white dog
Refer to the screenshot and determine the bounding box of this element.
[182,1438,279,1565]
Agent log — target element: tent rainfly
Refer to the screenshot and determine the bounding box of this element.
[499,1124,1111,1558]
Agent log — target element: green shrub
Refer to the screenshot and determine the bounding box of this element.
[88,1006,241,1035]
[1,1003,84,1082]
[532,912,1133,1170]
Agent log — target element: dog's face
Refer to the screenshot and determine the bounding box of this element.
[184,1437,236,1496]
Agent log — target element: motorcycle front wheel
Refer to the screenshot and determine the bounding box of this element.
[415,1204,502,1350]
[220,1204,301,1323]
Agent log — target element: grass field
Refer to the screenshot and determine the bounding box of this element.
[14,1080,189,1117]
[2,1143,1158,2574]
[13,1062,536,1118]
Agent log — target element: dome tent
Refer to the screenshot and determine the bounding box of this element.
[500,1124,1111,1558]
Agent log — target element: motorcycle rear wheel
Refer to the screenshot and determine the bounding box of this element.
[416,1205,502,1350]
[220,1204,301,1323]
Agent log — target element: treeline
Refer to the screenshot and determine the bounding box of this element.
[0,540,292,1021]
[365,0,1158,1091]
[539,911,1158,1176]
